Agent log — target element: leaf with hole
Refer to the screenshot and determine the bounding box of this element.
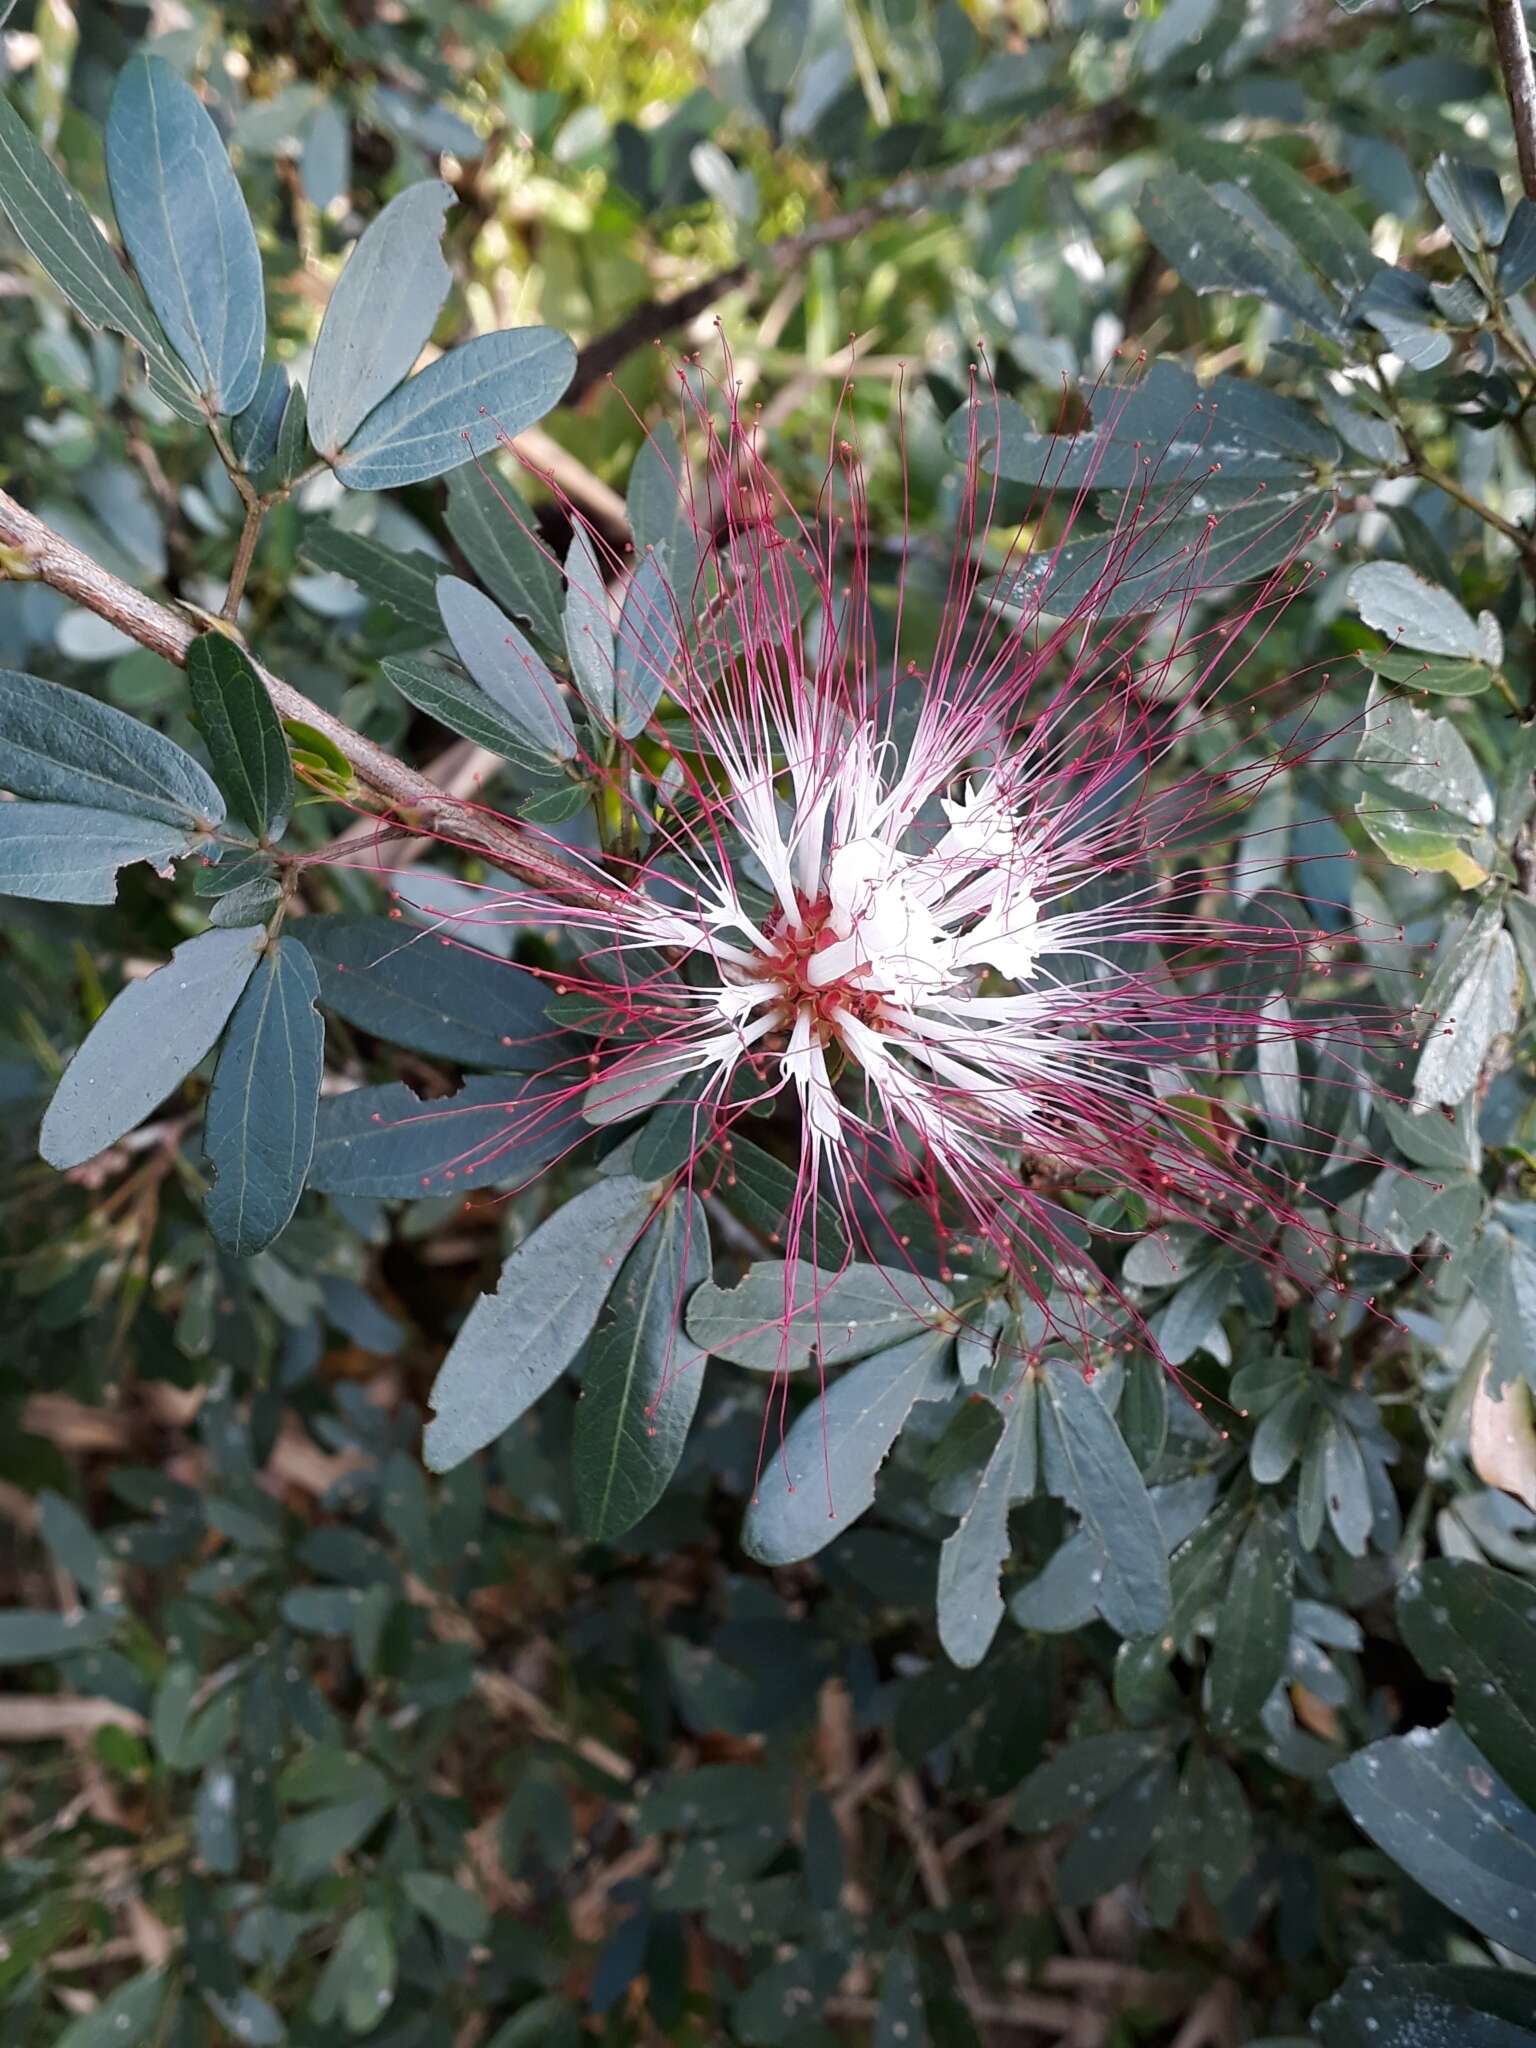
[0,802,200,904]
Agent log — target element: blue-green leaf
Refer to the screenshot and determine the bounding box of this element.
[424,1175,659,1471]
[741,1328,954,1565]
[0,802,199,903]
[186,633,293,840]
[306,180,452,459]
[615,550,682,738]
[1318,1964,1536,2048]
[686,1261,952,1373]
[380,654,559,773]
[1333,1722,1536,1963]
[562,526,616,727]
[55,1970,168,2048]
[205,937,322,1256]
[573,1191,710,1540]
[105,56,265,416]
[1207,1504,1293,1734]
[40,925,264,1169]
[0,668,224,829]
[302,914,559,1069]
[445,459,566,648]
[0,92,199,415]
[937,1380,1038,1669]
[1399,1560,1536,1810]
[310,1907,396,2033]
[333,327,576,490]
[1038,1359,1171,1638]
[307,1073,581,1198]
[436,575,576,763]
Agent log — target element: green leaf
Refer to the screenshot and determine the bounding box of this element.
[333,326,576,490]
[1355,685,1497,890]
[954,359,1336,489]
[1172,140,1378,295]
[299,525,443,635]
[1349,562,1492,660]
[1483,1219,1536,1396]
[0,802,199,904]
[55,1969,168,2048]
[1004,498,1319,622]
[1014,1728,1174,1831]
[1207,1505,1293,1734]
[627,422,701,601]
[740,1327,953,1565]
[1037,1359,1171,1638]
[1321,1415,1373,1556]
[380,654,560,773]
[105,56,264,415]
[311,1907,396,2035]
[204,936,322,1256]
[1318,1963,1536,2047]
[436,575,576,763]
[1414,901,1519,1108]
[401,1872,489,1944]
[274,1795,390,1887]
[685,1260,952,1372]
[445,459,566,649]
[936,1381,1038,1668]
[40,925,264,1169]
[186,633,293,840]
[1500,198,1536,293]
[614,550,681,738]
[0,91,197,413]
[574,1191,710,1541]
[0,1607,115,1663]
[1426,155,1508,253]
[302,913,558,1069]
[38,1491,107,1597]
[308,1072,579,1198]
[713,1134,849,1265]
[1361,650,1495,696]
[423,1175,657,1470]
[1057,1759,1178,1910]
[1332,1721,1536,1963]
[1138,169,1346,337]
[1399,1560,1536,1809]
[306,180,453,460]
[563,527,617,729]
[0,667,224,829]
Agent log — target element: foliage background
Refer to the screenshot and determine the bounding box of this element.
[4,1,1536,2044]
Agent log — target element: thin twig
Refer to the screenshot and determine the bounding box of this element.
[1491,0,1536,200]
[0,488,620,913]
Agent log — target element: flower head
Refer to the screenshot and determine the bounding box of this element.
[346,356,1407,1386]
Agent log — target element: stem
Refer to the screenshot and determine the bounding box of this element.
[1413,459,1536,560]
[1490,0,1536,201]
[223,496,264,620]
[0,487,624,914]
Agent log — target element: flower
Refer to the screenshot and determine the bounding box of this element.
[349,358,1405,1375]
